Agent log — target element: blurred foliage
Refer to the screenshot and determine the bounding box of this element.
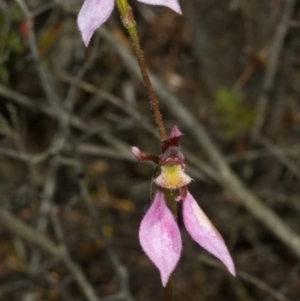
[214,87,256,139]
[0,7,25,84]
[1,1,300,300]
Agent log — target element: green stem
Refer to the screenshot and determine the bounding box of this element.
[115,0,167,140]
[163,189,177,218]
[163,277,174,301]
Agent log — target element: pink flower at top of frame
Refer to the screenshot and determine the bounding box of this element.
[77,0,181,46]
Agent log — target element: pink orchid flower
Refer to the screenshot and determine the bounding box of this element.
[132,126,235,286]
[77,0,182,46]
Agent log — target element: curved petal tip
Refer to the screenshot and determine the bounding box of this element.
[137,0,182,15]
[77,0,114,46]
[131,146,143,160]
[139,190,182,286]
[183,192,235,276]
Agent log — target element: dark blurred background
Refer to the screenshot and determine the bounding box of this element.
[1,0,300,300]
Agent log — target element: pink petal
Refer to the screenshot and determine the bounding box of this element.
[169,125,183,139]
[161,125,184,152]
[77,0,114,46]
[131,146,145,161]
[131,146,159,163]
[137,0,182,14]
[139,190,182,286]
[183,192,235,276]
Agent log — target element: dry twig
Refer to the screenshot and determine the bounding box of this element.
[0,209,100,301]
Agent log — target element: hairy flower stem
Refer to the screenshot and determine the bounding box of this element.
[116,0,167,140]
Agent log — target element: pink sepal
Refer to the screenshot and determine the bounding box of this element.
[131,146,159,164]
[182,192,235,276]
[162,125,184,152]
[137,0,182,14]
[77,0,114,46]
[169,125,183,139]
[139,190,182,286]
[131,146,145,161]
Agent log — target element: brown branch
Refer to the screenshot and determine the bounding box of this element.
[252,0,297,135]
[198,255,292,301]
[0,209,100,301]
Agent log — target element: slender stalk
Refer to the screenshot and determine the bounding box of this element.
[115,0,167,140]
[115,1,176,299]
[163,189,177,218]
[163,277,174,301]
